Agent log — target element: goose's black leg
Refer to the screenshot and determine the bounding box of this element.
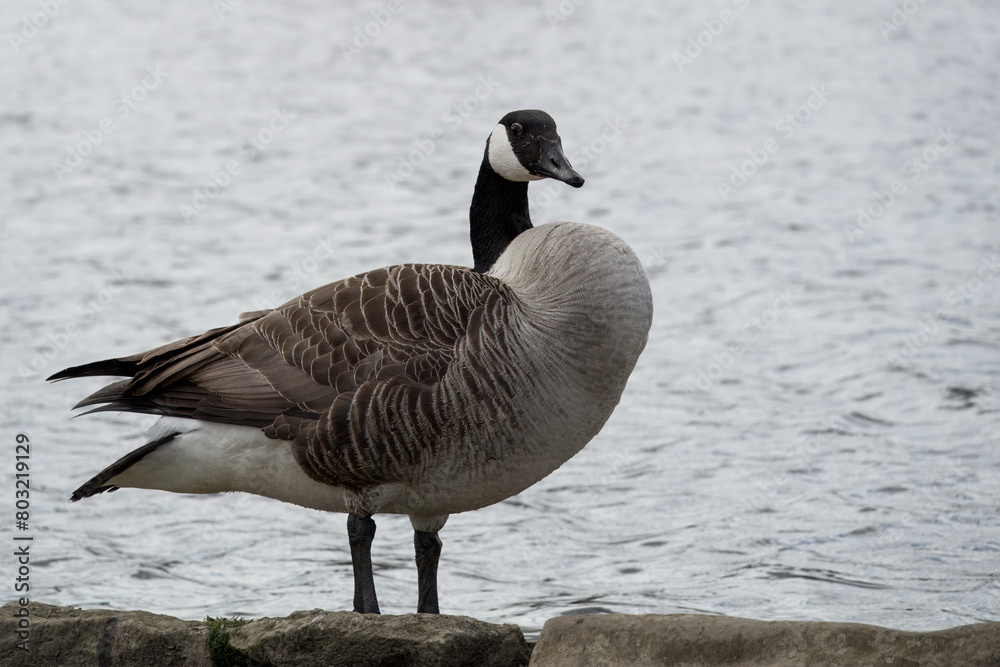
[414,530,442,614]
[347,513,380,614]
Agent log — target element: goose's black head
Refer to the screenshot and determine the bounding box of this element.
[470,110,584,273]
[486,110,585,188]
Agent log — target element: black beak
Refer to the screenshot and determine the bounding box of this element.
[530,138,585,188]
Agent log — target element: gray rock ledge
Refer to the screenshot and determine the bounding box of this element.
[0,602,530,667]
[228,608,531,666]
[0,601,212,667]
[3,602,997,667]
[529,613,1000,667]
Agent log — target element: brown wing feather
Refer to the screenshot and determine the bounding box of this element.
[56,264,500,486]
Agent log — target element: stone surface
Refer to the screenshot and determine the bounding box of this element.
[7,604,997,667]
[0,602,213,667]
[529,614,1000,667]
[228,608,532,667]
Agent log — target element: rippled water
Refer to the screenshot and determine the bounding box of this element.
[2,0,998,638]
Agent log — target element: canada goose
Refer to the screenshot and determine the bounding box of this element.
[50,110,653,615]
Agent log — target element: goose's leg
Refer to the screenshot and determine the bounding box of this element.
[414,530,442,614]
[347,513,380,614]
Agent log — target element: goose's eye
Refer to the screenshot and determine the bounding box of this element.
[510,123,523,139]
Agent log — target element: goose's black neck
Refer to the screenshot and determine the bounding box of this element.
[469,156,531,273]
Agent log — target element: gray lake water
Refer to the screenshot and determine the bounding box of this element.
[2,0,998,638]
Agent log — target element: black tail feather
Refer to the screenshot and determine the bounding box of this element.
[47,358,141,382]
[49,319,305,430]
[71,430,180,501]
[71,380,131,410]
[72,404,164,419]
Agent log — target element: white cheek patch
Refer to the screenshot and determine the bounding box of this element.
[487,124,543,182]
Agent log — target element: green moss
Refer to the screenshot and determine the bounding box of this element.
[205,615,253,667]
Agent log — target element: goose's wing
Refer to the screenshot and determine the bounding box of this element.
[52,264,495,478]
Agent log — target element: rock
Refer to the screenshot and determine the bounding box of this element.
[529,614,1000,667]
[8,604,994,667]
[228,609,532,667]
[0,602,530,667]
[0,601,212,667]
